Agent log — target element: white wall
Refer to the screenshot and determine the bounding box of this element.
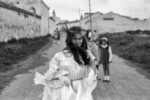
[49,18,57,35]
[0,7,41,42]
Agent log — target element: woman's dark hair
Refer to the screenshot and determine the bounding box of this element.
[64,26,91,65]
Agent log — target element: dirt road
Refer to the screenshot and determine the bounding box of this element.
[0,35,150,100]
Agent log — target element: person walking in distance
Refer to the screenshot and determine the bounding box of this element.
[99,37,112,82]
[55,28,60,44]
[91,30,97,42]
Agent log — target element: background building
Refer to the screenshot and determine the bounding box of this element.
[0,0,49,42]
[49,17,57,35]
[61,11,150,34]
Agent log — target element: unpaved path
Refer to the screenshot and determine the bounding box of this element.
[0,35,150,100]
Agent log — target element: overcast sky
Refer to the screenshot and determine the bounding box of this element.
[43,0,150,21]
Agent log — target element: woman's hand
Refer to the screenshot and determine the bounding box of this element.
[88,60,98,74]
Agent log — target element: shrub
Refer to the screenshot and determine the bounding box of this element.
[0,35,51,72]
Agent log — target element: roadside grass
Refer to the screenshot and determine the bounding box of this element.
[97,31,150,71]
[0,34,52,94]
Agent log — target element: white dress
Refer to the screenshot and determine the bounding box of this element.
[34,51,97,100]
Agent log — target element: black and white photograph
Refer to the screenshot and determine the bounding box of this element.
[0,0,150,100]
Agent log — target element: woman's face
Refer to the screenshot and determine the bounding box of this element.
[72,33,83,47]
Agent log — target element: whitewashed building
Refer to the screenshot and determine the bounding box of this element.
[63,11,150,34]
[12,0,49,36]
[0,0,50,42]
[85,12,150,33]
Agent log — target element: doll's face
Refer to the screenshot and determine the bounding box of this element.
[72,33,83,47]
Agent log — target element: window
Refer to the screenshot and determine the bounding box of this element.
[29,7,36,14]
[103,17,114,21]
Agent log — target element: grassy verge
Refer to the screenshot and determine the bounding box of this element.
[97,31,150,70]
[0,34,52,94]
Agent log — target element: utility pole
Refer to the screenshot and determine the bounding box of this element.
[89,0,92,32]
[79,8,81,19]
